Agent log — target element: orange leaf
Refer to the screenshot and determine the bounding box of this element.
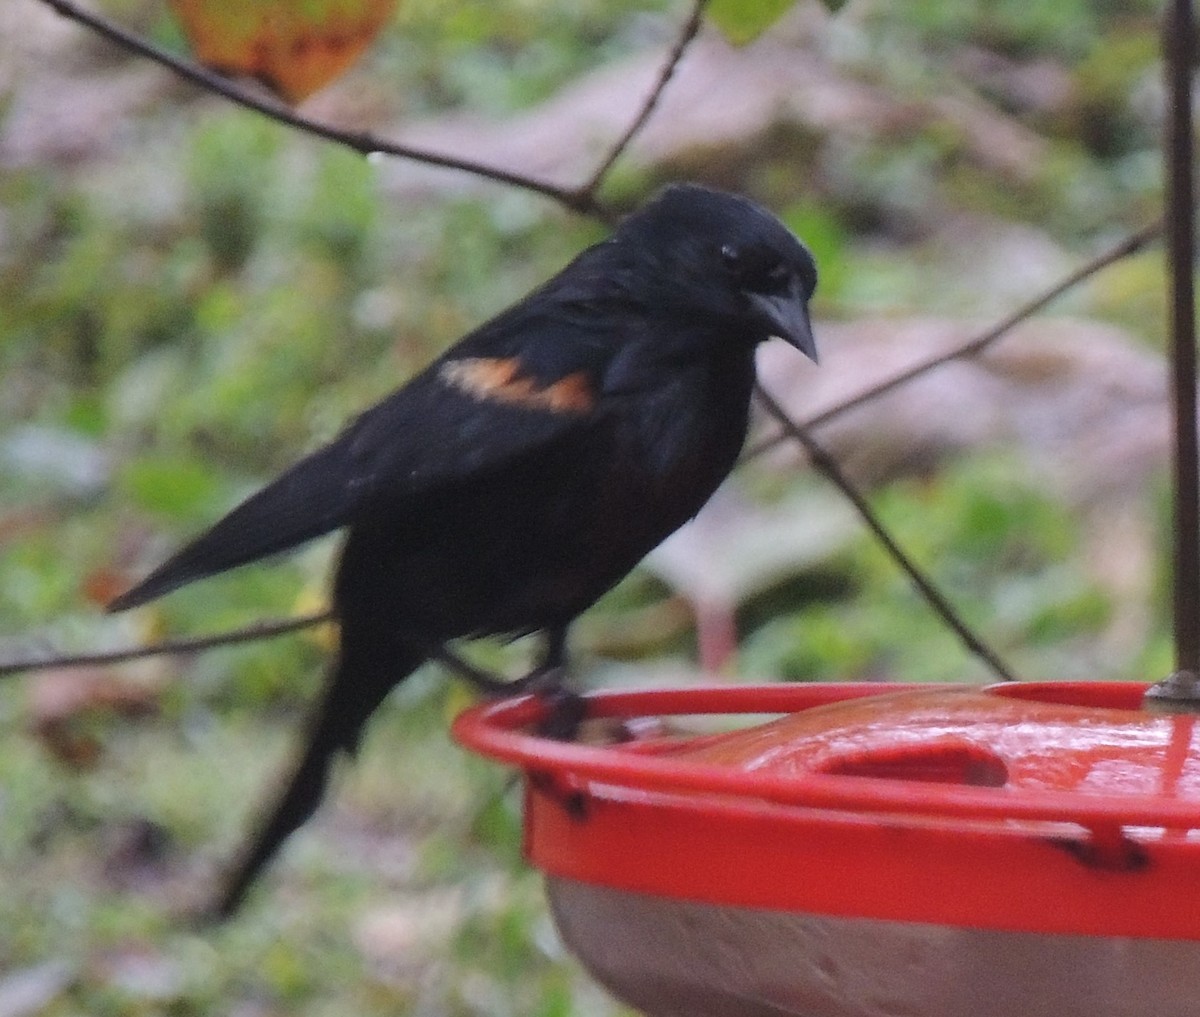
[168,0,399,103]
[81,567,128,608]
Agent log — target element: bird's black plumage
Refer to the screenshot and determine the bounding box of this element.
[109,183,818,916]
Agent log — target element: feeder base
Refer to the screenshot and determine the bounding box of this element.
[548,877,1200,1017]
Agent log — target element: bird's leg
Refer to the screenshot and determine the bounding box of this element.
[427,633,568,698]
[527,627,587,740]
[427,644,513,695]
[508,625,569,695]
[524,629,589,807]
[430,630,585,737]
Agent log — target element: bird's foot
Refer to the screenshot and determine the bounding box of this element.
[497,663,585,740]
[534,683,587,741]
[433,643,585,738]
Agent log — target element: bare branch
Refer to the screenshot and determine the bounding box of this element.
[36,0,609,220]
[754,382,1019,682]
[747,220,1163,459]
[0,613,513,693]
[0,612,333,677]
[578,0,709,197]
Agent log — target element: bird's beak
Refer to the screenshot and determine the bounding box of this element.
[748,282,818,363]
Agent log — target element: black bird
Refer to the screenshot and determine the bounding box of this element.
[109,183,818,916]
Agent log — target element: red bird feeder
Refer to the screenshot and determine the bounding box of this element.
[454,682,1200,1017]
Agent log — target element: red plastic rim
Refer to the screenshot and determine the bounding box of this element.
[453,682,1200,831]
[452,682,1200,939]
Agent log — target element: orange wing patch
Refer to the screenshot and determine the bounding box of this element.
[439,357,595,414]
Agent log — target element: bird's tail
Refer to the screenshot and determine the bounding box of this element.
[210,642,425,918]
[108,437,362,612]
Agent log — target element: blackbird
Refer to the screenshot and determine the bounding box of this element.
[109,182,819,916]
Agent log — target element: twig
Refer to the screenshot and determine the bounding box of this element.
[576,0,709,198]
[0,612,512,692]
[746,220,1163,459]
[754,382,1018,682]
[0,612,333,677]
[36,0,608,220]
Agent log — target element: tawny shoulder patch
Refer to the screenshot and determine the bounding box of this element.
[439,356,596,414]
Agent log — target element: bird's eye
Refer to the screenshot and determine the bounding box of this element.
[745,258,791,295]
[721,244,791,294]
[764,261,789,285]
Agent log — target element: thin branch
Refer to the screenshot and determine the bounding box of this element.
[0,612,333,677]
[0,612,514,693]
[36,0,609,220]
[577,0,709,198]
[746,220,1163,459]
[754,382,1018,682]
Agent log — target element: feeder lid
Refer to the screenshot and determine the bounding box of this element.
[672,681,1184,794]
[453,682,1200,939]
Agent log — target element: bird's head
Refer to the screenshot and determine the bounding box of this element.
[613,183,819,362]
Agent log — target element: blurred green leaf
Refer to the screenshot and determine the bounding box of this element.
[782,201,851,306]
[706,0,796,45]
[118,455,225,521]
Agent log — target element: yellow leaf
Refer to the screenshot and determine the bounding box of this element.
[293,585,338,650]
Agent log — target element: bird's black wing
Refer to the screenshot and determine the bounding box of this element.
[108,296,628,612]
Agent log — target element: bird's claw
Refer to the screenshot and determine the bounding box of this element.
[480,662,584,739]
[534,685,587,741]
